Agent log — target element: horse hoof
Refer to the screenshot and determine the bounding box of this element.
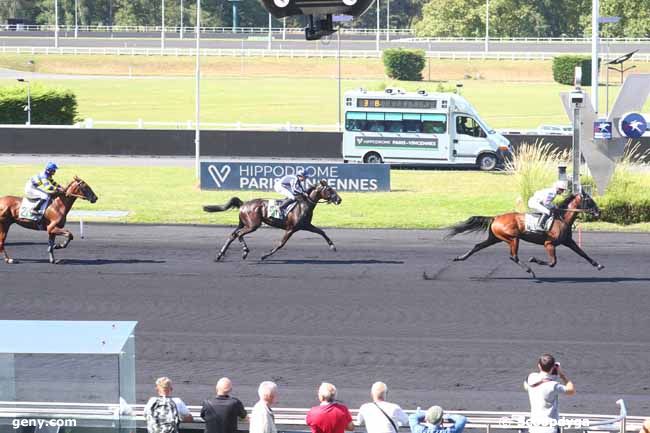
[597,264,605,270]
[260,255,268,261]
[528,257,536,263]
[5,258,15,264]
[452,257,460,262]
[329,244,336,252]
[529,270,536,278]
[242,252,249,260]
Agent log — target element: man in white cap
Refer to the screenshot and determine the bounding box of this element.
[408,405,466,433]
[528,180,568,231]
[274,169,309,216]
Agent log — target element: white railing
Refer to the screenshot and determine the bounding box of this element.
[0,24,414,35]
[0,121,340,131]
[0,400,643,433]
[2,46,650,61]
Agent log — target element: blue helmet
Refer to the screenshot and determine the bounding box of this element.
[296,169,308,178]
[45,162,58,174]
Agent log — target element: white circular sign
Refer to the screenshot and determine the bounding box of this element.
[273,0,290,8]
[342,0,357,6]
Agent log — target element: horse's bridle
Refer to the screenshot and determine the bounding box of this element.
[64,181,91,200]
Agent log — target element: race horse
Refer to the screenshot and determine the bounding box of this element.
[203,179,342,261]
[446,192,604,278]
[0,176,98,264]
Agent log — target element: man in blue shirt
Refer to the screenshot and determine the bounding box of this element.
[409,406,467,433]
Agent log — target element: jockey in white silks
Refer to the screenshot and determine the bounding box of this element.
[528,180,568,229]
[274,169,309,214]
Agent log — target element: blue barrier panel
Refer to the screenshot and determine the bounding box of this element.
[201,161,390,192]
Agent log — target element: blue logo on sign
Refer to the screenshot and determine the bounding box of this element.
[200,162,390,192]
[593,121,612,140]
[619,112,647,139]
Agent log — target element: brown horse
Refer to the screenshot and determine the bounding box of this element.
[446,192,604,278]
[0,177,98,264]
[203,179,342,261]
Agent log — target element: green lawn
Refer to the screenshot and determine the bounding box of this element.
[3,164,650,231]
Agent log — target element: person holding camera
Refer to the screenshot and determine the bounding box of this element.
[524,353,576,433]
[408,405,467,433]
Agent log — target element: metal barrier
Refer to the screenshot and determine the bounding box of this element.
[0,401,645,433]
[1,46,649,61]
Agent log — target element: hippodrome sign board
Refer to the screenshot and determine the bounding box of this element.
[200,162,390,192]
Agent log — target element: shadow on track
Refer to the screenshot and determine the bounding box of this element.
[480,276,650,284]
[12,258,166,265]
[259,259,404,265]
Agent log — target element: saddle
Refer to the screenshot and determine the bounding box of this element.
[268,200,297,220]
[18,197,45,221]
[524,213,554,233]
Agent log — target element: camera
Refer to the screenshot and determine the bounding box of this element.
[570,91,584,105]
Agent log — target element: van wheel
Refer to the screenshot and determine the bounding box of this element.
[363,152,382,164]
[477,153,497,171]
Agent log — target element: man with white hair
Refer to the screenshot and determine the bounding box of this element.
[357,382,408,433]
[250,381,278,433]
[201,377,247,433]
[528,180,568,231]
[306,382,354,433]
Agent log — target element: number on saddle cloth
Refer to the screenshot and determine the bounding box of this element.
[268,200,297,220]
[19,197,43,221]
[525,213,554,233]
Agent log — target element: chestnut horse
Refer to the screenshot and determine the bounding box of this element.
[0,177,98,264]
[446,192,604,278]
[203,179,342,261]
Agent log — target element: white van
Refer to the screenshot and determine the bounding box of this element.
[342,88,511,170]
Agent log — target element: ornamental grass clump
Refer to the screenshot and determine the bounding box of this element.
[504,140,570,211]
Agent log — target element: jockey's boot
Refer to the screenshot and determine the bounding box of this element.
[278,198,295,216]
[31,199,46,216]
[538,213,550,231]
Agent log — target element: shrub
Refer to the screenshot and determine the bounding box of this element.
[552,55,595,86]
[0,84,78,125]
[504,140,570,211]
[382,49,426,81]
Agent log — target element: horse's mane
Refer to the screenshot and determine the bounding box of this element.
[558,194,577,208]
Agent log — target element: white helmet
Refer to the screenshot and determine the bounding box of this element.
[554,180,568,191]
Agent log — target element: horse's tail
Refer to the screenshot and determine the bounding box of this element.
[203,197,244,213]
[445,216,494,239]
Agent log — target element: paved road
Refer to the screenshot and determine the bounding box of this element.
[1,32,648,54]
[1,225,649,415]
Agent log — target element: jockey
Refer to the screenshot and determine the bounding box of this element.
[24,162,64,216]
[528,180,568,229]
[274,169,309,214]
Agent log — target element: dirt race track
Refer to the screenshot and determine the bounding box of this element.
[1,224,650,415]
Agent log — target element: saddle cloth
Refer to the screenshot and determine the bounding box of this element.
[268,200,297,220]
[18,197,42,221]
[525,213,554,233]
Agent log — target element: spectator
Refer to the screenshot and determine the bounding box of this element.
[144,377,193,433]
[524,353,576,433]
[201,377,247,433]
[409,406,467,433]
[357,382,408,433]
[306,382,354,433]
[250,381,278,433]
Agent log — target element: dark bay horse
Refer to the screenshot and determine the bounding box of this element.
[0,177,98,264]
[446,192,604,278]
[203,179,342,261]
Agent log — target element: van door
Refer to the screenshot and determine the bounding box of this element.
[452,114,489,162]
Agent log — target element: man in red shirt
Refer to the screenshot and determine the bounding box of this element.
[306,383,355,433]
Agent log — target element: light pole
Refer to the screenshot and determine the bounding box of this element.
[180,0,184,39]
[17,78,31,125]
[337,23,341,131]
[195,0,201,178]
[74,0,78,39]
[161,0,166,49]
[484,0,489,53]
[375,0,379,51]
[54,0,59,48]
[268,13,272,50]
[386,0,389,42]
[591,0,599,113]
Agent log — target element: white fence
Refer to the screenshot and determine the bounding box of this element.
[2,46,650,61]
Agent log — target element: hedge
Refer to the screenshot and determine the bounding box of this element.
[0,85,78,125]
[587,197,650,225]
[552,55,596,86]
[382,49,426,81]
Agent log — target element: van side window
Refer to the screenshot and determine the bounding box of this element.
[456,116,486,138]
